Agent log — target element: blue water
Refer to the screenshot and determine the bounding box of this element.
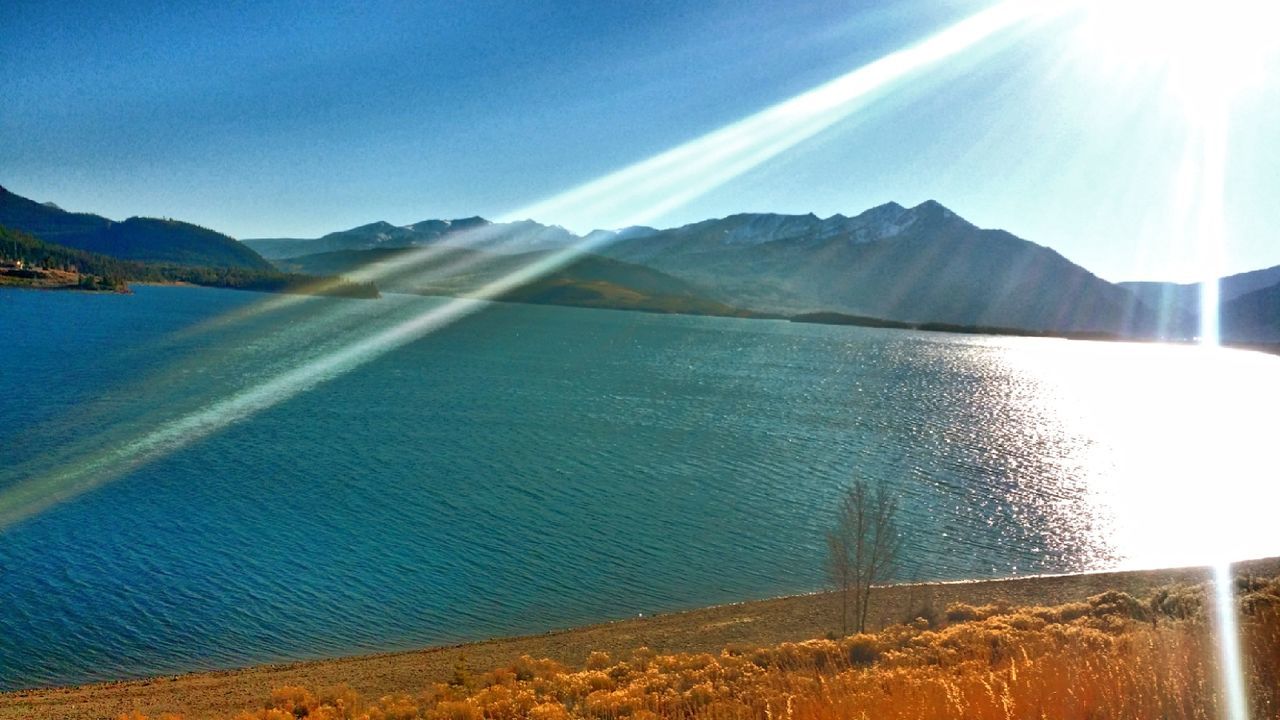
[0,285,1276,690]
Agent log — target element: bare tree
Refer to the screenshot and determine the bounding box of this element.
[826,479,901,635]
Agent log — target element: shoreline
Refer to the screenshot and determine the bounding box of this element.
[4,556,1277,720]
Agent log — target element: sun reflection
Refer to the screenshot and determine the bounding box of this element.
[1058,1,1279,712]
[994,339,1279,571]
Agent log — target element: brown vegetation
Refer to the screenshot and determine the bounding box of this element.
[111,575,1280,720]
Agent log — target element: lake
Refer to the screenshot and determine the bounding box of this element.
[0,285,1276,690]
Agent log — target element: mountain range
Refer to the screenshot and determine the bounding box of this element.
[4,184,1276,344]
[277,246,757,317]
[594,201,1168,334]
[245,217,577,259]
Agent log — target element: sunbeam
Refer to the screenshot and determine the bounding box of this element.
[180,0,1055,341]
[1199,107,1248,720]
[505,0,1056,232]
[249,0,1046,303]
[1062,0,1277,712]
[0,0,1059,532]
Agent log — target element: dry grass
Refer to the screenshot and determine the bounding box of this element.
[118,575,1280,720]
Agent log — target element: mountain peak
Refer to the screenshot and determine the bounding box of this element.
[448,216,491,231]
[871,201,906,213]
[911,199,956,217]
[405,219,451,231]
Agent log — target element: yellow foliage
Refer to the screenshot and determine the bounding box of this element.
[528,701,571,720]
[121,577,1280,720]
[586,650,612,670]
[270,685,315,715]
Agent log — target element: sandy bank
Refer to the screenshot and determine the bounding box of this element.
[4,557,1277,720]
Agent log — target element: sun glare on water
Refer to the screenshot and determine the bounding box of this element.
[998,341,1279,571]
[1060,3,1279,716]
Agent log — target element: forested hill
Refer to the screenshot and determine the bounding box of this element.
[0,225,378,298]
[0,186,274,270]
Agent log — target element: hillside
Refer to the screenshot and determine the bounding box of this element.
[600,201,1169,335]
[0,225,378,298]
[0,225,129,291]
[280,246,756,317]
[1223,281,1280,343]
[0,186,273,270]
[127,195,1280,339]
[43,566,1280,720]
[244,217,576,259]
[1120,264,1280,315]
[1120,265,1280,343]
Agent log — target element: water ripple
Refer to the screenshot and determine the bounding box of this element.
[1,287,1277,690]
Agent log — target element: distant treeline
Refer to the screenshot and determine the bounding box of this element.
[0,225,379,298]
[790,311,1122,341]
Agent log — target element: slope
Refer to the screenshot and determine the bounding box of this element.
[0,186,273,270]
[602,200,1165,335]
[279,246,755,317]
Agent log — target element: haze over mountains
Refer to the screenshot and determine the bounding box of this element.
[276,246,755,318]
[1119,267,1280,343]
[253,199,1280,343]
[246,217,578,259]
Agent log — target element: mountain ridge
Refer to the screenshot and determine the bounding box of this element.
[0,186,273,270]
[249,199,1280,339]
[278,245,756,318]
[244,217,577,259]
[9,183,1278,341]
[595,201,1175,336]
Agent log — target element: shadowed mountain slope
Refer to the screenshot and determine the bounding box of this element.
[0,186,272,270]
[599,201,1168,335]
[1223,281,1280,343]
[1120,265,1280,316]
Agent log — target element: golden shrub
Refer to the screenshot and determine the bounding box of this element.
[125,576,1280,720]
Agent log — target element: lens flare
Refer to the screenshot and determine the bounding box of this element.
[0,0,1056,532]
[154,0,1059,349]
[1072,0,1279,116]
[506,0,1055,233]
[1065,0,1269,713]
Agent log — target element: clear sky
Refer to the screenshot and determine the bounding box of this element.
[2,0,1277,281]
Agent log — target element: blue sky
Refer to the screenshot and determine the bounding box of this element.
[2,0,1277,281]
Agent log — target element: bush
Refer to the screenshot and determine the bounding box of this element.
[118,575,1280,720]
[1148,585,1203,619]
[1088,591,1149,621]
[904,602,941,629]
[844,634,880,665]
[269,686,315,717]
